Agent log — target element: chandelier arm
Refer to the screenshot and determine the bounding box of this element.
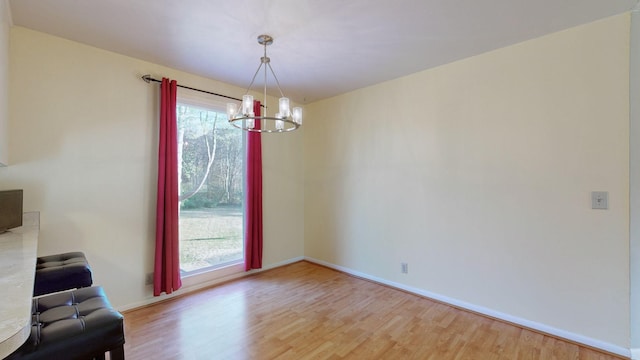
[263,52,268,111]
[244,62,265,96]
[266,62,286,99]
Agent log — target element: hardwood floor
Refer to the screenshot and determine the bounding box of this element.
[121,261,627,359]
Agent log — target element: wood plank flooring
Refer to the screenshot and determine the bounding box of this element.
[121,261,627,359]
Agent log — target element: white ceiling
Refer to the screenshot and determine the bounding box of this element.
[7,0,638,104]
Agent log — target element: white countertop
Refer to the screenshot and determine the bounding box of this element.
[0,212,39,359]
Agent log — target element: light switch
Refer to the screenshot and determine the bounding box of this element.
[591,191,608,210]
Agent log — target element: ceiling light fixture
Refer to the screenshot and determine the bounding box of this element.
[227,34,302,133]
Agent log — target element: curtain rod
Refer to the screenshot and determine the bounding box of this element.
[141,74,243,103]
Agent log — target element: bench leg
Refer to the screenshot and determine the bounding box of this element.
[109,345,125,360]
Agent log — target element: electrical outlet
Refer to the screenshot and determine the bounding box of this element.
[591,191,608,210]
[401,263,408,274]
[145,272,153,285]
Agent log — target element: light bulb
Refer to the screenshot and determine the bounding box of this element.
[292,107,302,125]
[242,95,254,116]
[279,97,290,118]
[226,103,238,119]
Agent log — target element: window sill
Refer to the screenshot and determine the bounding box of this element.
[179,261,245,289]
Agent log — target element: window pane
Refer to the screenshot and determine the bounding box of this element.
[177,103,244,274]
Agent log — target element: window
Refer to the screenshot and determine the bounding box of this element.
[176,99,244,275]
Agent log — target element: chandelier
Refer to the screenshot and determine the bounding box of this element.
[227,34,302,133]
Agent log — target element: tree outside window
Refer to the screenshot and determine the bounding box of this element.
[176,103,244,273]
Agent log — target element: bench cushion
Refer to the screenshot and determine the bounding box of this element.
[6,286,125,360]
[34,252,93,296]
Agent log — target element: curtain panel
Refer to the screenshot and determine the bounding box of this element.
[154,78,182,295]
[245,100,263,271]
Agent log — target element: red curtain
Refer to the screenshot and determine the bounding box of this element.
[154,78,182,295]
[245,100,263,271]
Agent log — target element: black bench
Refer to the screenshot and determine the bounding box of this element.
[6,286,125,360]
[34,252,93,297]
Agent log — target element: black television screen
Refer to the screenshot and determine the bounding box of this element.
[0,189,23,233]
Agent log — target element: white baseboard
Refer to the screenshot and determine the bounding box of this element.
[631,348,640,359]
[117,256,305,312]
[304,257,631,359]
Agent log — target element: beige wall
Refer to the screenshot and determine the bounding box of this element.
[3,27,304,308]
[0,0,10,166]
[304,14,630,349]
